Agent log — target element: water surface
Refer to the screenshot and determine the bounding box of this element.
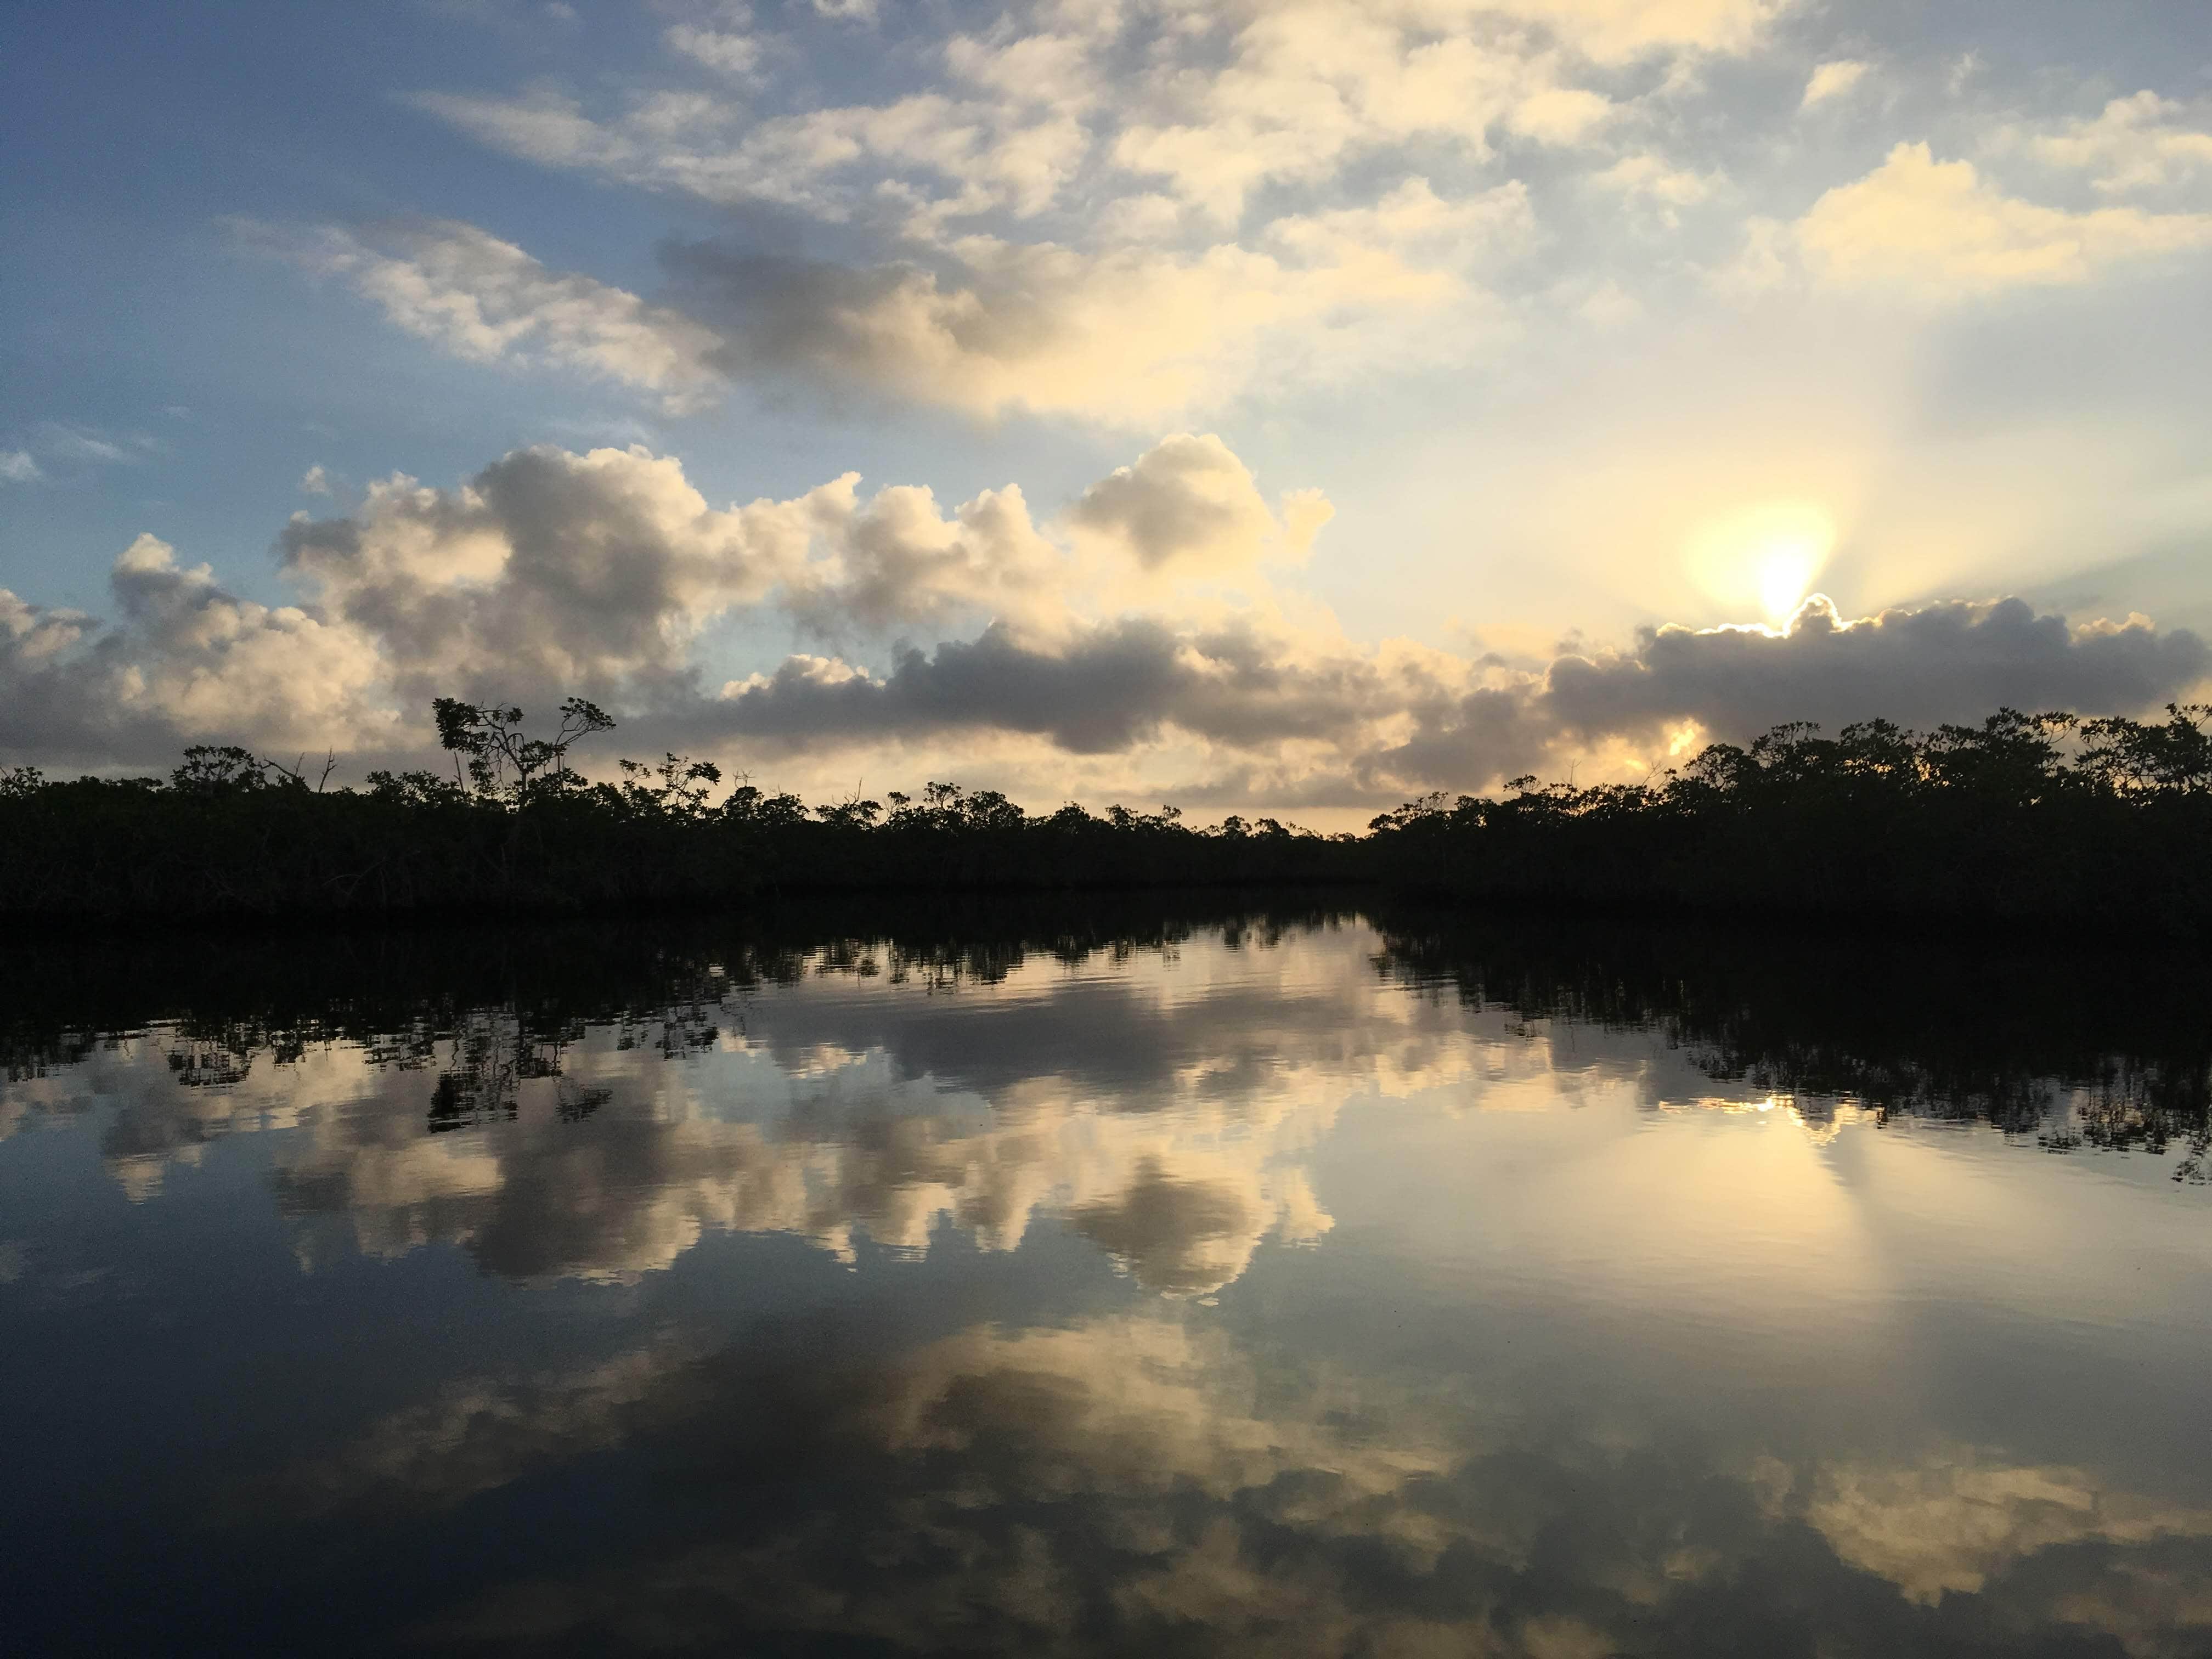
[5,904,2210,1656]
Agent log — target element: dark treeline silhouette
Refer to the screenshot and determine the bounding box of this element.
[0,698,1356,922]
[2,699,2209,927]
[1369,704,2212,932]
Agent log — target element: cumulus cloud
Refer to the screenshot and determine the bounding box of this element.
[1799,58,1869,108]
[2006,91,2212,198]
[3,439,2203,803]
[238,218,725,412]
[1792,143,2212,298]
[1068,433,1331,574]
[706,591,2208,794]
[0,535,394,765]
[278,445,785,706]
[0,451,42,484]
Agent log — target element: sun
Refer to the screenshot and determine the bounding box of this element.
[1754,535,1827,624]
[1684,501,1839,627]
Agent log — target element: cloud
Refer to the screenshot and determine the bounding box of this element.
[16,423,150,473]
[663,23,764,81]
[245,181,1523,423]
[415,86,1087,224]
[1516,0,1796,61]
[1561,595,2206,732]
[1592,152,1725,227]
[1793,143,2212,298]
[1105,10,1602,223]
[706,589,2211,798]
[417,4,1652,233]
[1799,59,1869,108]
[710,614,1426,757]
[358,0,1792,421]
[1384,596,2210,788]
[0,536,394,765]
[275,444,847,709]
[0,435,1335,765]
[777,476,1066,642]
[1069,1155,1271,1295]
[282,1306,2212,1659]
[298,465,332,496]
[41,923,1421,1287]
[3,441,2203,805]
[661,202,1520,421]
[389,0,1760,423]
[1068,432,1331,574]
[2006,91,2212,198]
[238,218,725,412]
[1791,1447,2212,1605]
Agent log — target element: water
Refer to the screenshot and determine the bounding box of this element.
[4,902,2210,1657]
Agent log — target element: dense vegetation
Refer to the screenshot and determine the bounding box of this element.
[0,697,1355,922]
[1369,704,2212,933]
[1,699,2208,930]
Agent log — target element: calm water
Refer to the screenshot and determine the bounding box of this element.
[5,903,2211,1657]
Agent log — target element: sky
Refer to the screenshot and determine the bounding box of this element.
[4,0,2211,819]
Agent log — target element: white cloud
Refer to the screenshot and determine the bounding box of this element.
[1793,142,2212,298]
[1511,0,1796,61]
[238,218,725,412]
[1592,152,1725,223]
[0,452,41,484]
[416,1,1716,236]
[415,86,1087,224]
[298,465,332,496]
[1799,59,1869,109]
[385,0,1817,424]
[1105,8,1614,223]
[663,24,764,81]
[2008,91,2212,197]
[36,425,137,465]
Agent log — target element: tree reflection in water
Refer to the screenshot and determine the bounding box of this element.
[4,900,2212,1655]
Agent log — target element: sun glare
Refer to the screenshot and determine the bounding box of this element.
[1684,501,1839,627]
[1757,540,1824,624]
